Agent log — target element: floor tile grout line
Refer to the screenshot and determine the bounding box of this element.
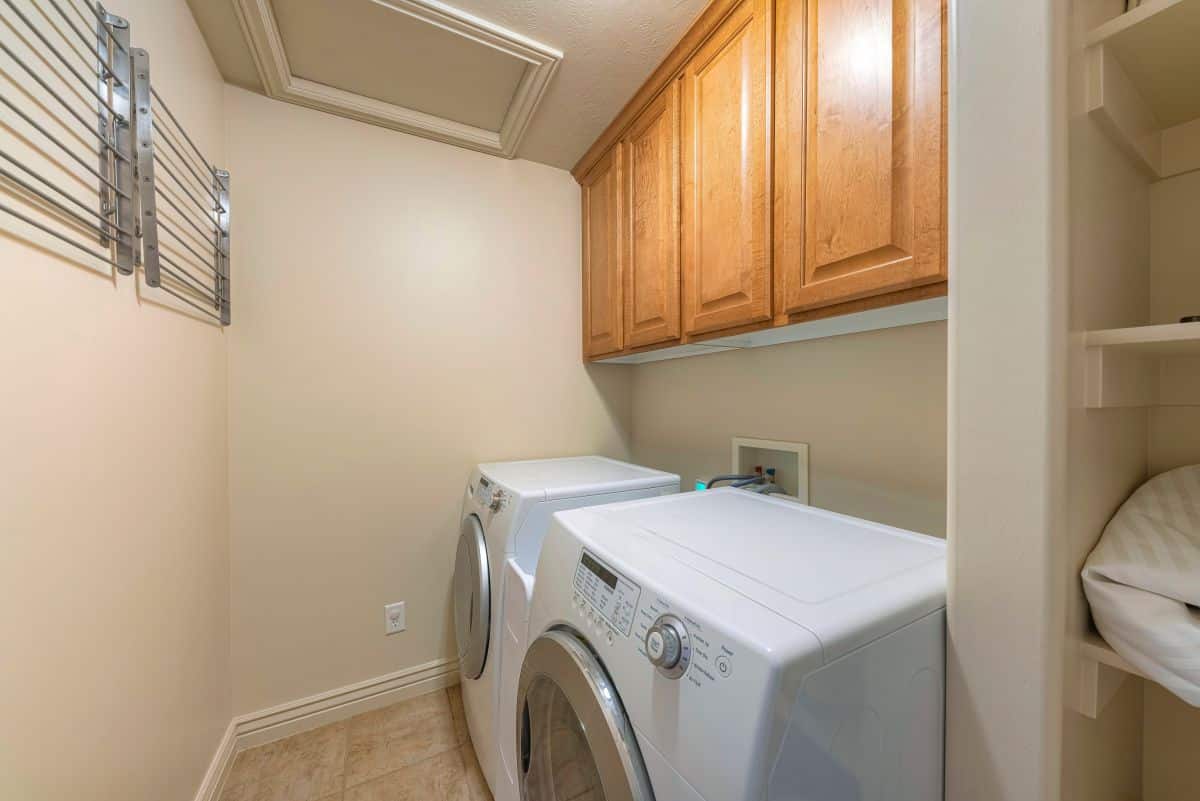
[340,686,471,794]
[220,686,475,801]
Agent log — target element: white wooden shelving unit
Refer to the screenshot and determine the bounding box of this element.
[1082,322,1200,408]
[1085,0,1200,179]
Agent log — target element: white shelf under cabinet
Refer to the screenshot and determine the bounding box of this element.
[1082,322,1200,408]
[1085,0,1200,179]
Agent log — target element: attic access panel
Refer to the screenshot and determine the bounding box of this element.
[234,0,562,158]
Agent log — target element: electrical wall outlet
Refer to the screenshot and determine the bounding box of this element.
[384,602,406,635]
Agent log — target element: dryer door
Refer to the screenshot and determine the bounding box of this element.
[517,629,654,801]
[454,514,490,680]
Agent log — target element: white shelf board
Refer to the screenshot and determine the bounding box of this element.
[1085,0,1200,179]
[1084,321,1200,355]
[1076,632,1145,719]
[599,296,947,365]
[1087,0,1200,128]
[1082,323,1200,408]
[1080,631,1143,677]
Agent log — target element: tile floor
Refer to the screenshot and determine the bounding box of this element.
[218,685,492,801]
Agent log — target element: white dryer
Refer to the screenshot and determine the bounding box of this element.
[453,457,679,801]
[517,488,947,801]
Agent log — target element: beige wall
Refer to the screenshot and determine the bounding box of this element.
[223,87,631,715]
[1149,170,1200,476]
[1142,154,1200,801]
[0,2,230,800]
[630,322,947,536]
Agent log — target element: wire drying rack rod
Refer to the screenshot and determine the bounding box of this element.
[40,0,123,86]
[0,38,126,158]
[0,92,128,199]
[150,120,221,208]
[0,148,125,232]
[0,198,114,263]
[1,0,123,121]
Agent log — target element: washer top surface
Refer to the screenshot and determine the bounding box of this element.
[560,489,946,663]
[478,455,677,500]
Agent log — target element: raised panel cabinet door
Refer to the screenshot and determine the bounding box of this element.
[622,80,681,349]
[775,0,947,314]
[681,0,772,336]
[581,146,623,358]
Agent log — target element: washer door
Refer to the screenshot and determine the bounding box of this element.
[453,514,490,680]
[517,629,654,801]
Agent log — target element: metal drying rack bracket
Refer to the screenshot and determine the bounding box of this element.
[0,0,232,325]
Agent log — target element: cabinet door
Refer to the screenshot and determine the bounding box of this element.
[775,0,946,314]
[581,146,623,358]
[622,81,681,349]
[681,0,772,336]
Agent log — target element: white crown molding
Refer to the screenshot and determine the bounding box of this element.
[232,0,561,159]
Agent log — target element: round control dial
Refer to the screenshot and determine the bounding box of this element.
[645,614,690,679]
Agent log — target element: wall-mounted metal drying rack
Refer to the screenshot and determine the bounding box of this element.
[130,47,230,325]
[0,0,231,325]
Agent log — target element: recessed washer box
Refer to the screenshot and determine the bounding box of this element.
[731,436,809,503]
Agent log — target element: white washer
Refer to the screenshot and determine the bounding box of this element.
[453,456,679,801]
[517,488,946,801]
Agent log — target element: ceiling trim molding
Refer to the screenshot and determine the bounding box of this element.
[232,0,562,158]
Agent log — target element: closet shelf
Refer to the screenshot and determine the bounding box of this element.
[1082,323,1200,408]
[1085,321,1200,355]
[1080,632,1142,677]
[1077,631,1144,719]
[1084,0,1200,179]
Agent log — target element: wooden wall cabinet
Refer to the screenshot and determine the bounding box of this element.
[622,81,682,349]
[775,0,947,314]
[581,146,623,358]
[681,0,772,336]
[575,0,947,362]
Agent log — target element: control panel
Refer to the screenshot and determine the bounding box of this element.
[473,475,506,512]
[635,596,736,687]
[574,549,641,636]
[646,614,691,679]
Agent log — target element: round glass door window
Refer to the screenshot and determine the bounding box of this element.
[517,629,654,801]
[522,676,606,800]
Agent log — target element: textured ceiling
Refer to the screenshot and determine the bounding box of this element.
[186,0,709,170]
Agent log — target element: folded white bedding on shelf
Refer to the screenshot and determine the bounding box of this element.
[1082,464,1200,706]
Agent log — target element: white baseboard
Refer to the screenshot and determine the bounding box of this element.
[193,720,237,801]
[198,657,460,800]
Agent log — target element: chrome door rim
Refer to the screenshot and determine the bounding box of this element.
[517,627,654,801]
[454,514,490,680]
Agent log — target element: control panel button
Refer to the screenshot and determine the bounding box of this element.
[715,655,732,678]
[645,614,690,679]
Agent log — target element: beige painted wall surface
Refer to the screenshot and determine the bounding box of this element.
[1142,141,1200,801]
[224,87,631,714]
[630,323,947,536]
[0,2,230,800]
[1149,170,1200,476]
